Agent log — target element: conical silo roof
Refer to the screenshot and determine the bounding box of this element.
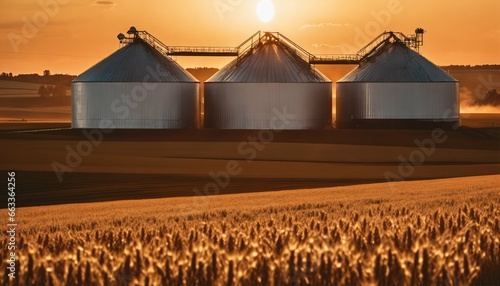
[74,39,198,83]
[338,41,457,82]
[207,37,330,83]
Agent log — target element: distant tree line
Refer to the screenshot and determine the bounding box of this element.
[0,72,76,88]
[1,72,75,98]
[440,64,500,70]
[38,85,67,98]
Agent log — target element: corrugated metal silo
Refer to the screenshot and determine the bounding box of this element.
[72,34,199,129]
[336,40,459,129]
[204,32,332,129]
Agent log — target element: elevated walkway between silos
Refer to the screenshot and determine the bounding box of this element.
[167,47,238,57]
[133,30,238,57]
[120,27,424,66]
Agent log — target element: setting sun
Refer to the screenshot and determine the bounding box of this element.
[256,0,275,23]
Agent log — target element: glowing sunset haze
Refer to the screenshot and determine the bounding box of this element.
[0,0,499,75]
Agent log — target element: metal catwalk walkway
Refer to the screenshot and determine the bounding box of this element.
[118,27,424,65]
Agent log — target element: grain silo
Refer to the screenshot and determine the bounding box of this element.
[204,32,332,129]
[336,33,459,129]
[72,28,199,129]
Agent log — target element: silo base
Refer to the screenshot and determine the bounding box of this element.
[335,119,460,130]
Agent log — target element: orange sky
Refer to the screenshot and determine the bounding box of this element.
[1,0,499,75]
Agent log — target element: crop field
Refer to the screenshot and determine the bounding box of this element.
[1,175,499,285]
[0,80,42,98]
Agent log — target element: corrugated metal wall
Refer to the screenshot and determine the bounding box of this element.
[72,82,199,129]
[336,82,459,121]
[204,83,332,129]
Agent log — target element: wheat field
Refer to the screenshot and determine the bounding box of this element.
[2,175,499,285]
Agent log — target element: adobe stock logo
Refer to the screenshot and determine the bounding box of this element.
[338,0,404,54]
[213,0,243,21]
[7,0,69,53]
[52,64,169,183]
[178,107,296,216]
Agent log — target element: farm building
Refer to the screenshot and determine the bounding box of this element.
[72,28,199,129]
[336,33,459,129]
[204,32,332,130]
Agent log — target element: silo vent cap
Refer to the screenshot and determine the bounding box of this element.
[127,26,137,35]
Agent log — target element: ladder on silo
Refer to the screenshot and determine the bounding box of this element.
[309,29,425,65]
